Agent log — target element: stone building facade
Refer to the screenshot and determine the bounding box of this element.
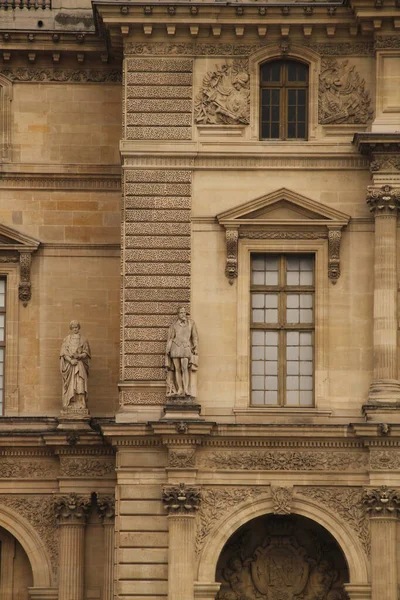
[1,0,400,598]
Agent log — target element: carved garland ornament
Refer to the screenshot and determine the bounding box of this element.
[168,449,196,468]
[370,450,400,470]
[0,68,122,83]
[162,483,200,514]
[200,450,368,471]
[194,60,250,126]
[60,457,115,477]
[319,59,373,125]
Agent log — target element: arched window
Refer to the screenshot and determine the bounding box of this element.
[260,60,308,140]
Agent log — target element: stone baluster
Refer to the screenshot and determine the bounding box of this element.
[97,495,116,600]
[54,493,91,600]
[362,485,400,600]
[366,185,400,403]
[162,483,201,600]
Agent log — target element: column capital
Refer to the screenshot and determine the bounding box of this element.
[367,185,400,216]
[97,495,115,524]
[162,483,200,514]
[54,492,91,524]
[362,485,400,518]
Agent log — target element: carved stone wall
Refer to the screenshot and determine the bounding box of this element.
[125,58,193,140]
[121,167,191,401]
[216,514,349,600]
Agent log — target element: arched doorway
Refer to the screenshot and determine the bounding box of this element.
[0,526,33,600]
[215,514,349,600]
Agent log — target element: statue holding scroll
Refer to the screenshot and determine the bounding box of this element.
[60,320,91,412]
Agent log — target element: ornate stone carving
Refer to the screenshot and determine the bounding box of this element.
[375,35,400,49]
[0,495,58,582]
[0,68,122,83]
[60,320,91,415]
[370,450,400,470]
[18,251,32,306]
[199,450,368,471]
[225,229,238,284]
[194,60,250,125]
[362,485,400,516]
[165,307,198,399]
[54,492,91,523]
[328,228,342,283]
[370,156,400,172]
[240,231,327,240]
[0,458,58,478]
[196,487,265,553]
[297,487,370,555]
[60,457,115,477]
[97,495,115,522]
[162,483,200,513]
[271,486,292,515]
[367,185,400,215]
[319,59,373,125]
[168,449,196,468]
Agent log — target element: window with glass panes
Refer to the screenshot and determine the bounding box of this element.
[260,60,308,140]
[0,279,5,413]
[251,254,314,407]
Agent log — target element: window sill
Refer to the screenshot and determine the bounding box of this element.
[233,408,332,417]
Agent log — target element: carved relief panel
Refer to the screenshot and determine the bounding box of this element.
[216,514,349,600]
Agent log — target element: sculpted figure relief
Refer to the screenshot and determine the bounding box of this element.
[165,307,198,399]
[194,60,250,125]
[60,320,91,413]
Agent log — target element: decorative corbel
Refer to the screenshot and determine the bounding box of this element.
[328,227,342,284]
[18,251,33,306]
[225,228,239,284]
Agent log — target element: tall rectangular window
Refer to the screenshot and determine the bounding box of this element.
[260,60,308,140]
[251,254,314,407]
[0,279,6,414]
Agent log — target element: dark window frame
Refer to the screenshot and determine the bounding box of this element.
[260,59,309,141]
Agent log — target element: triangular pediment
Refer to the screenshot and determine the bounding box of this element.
[217,188,350,228]
[0,224,40,252]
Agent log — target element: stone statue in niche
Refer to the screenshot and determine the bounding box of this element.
[319,59,373,125]
[60,320,91,414]
[165,307,198,399]
[194,60,250,125]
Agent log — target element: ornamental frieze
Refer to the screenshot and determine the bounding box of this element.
[297,487,370,556]
[196,487,266,554]
[370,450,400,470]
[319,59,373,125]
[0,68,122,83]
[60,457,115,477]
[0,458,58,478]
[168,449,196,468]
[199,450,368,471]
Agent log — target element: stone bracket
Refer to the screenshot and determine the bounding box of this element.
[328,227,342,284]
[224,228,239,284]
[18,251,33,306]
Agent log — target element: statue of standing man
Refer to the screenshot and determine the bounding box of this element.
[60,320,91,413]
[165,307,198,399]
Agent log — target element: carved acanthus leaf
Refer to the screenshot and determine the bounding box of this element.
[297,487,370,556]
[199,450,368,471]
[362,485,400,516]
[319,59,373,125]
[196,487,266,554]
[54,492,91,523]
[194,60,250,126]
[367,185,400,215]
[162,483,200,514]
[97,495,115,522]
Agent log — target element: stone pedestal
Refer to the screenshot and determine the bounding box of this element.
[54,493,91,600]
[365,185,400,409]
[362,486,400,600]
[97,495,116,600]
[28,590,59,600]
[162,484,200,600]
[344,584,372,600]
[194,582,222,600]
[162,397,203,420]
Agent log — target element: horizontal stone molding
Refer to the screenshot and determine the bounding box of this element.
[0,175,121,191]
